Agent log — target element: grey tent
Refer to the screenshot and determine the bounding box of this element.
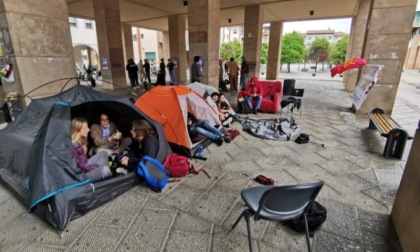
[0,84,171,230]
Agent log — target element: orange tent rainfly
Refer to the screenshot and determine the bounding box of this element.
[135,85,221,156]
[330,58,367,77]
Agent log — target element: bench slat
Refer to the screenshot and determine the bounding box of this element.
[368,113,400,135]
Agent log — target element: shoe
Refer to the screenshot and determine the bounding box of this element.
[253,108,257,114]
[222,117,233,126]
[116,167,128,175]
[255,109,258,114]
[223,135,231,143]
[214,136,224,146]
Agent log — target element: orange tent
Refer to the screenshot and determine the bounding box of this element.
[135,85,220,156]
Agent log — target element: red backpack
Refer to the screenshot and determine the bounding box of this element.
[163,153,211,178]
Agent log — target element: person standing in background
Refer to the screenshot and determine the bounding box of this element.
[167,58,175,85]
[138,59,145,82]
[143,59,151,84]
[240,56,249,91]
[191,55,203,83]
[228,57,239,92]
[126,59,139,89]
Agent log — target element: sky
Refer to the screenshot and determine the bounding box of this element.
[282,18,352,34]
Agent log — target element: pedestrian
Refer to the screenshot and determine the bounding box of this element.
[191,55,203,83]
[143,59,151,84]
[156,58,166,85]
[126,59,139,89]
[167,58,176,84]
[240,56,249,90]
[228,57,239,92]
[138,59,145,82]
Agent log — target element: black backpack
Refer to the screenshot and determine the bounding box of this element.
[282,201,327,237]
[296,133,310,144]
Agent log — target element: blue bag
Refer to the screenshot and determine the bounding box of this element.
[137,156,170,192]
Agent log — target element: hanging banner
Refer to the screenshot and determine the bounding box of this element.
[351,64,384,109]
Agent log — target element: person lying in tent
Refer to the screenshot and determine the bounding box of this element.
[71,118,112,182]
[187,114,230,146]
[119,120,159,172]
[90,113,132,155]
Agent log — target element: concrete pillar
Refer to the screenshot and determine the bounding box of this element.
[243,5,264,79]
[392,128,420,251]
[404,36,420,70]
[188,0,220,87]
[345,0,372,92]
[122,24,134,62]
[266,21,283,80]
[168,15,188,83]
[0,0,76,103]
[93,0,126,89]
[135,28,143,61]
[356,0,417,114]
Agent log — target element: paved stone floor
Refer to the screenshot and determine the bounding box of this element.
[0,68,419,251]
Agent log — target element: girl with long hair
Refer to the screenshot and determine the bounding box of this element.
[71,118,112,182]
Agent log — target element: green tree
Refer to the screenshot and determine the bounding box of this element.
[220,40,243,62]
[309,37,330,70]
[260,42,268,64]
[329,35,349,65]
[280,31,305,72]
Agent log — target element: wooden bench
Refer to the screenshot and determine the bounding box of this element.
[368,108,413,159]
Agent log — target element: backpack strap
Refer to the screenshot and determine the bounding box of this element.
[189,163,211,179]
[138,156,170,191]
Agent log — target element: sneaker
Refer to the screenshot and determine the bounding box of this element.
[116,167,128,175]
[214,136,224,146]
[223,135,231,143]
[222,117,233,126]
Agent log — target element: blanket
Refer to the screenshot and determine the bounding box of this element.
[238,116,301,141]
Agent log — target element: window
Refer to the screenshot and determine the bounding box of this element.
[141,34,144,39]
[328,36,332,40]
[133,34,137,42]
[233,29,237,34]
[69,17,77,28]
[308,37,312,41]
[85,21,92,29]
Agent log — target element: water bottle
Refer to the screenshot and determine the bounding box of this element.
[198,145,204,157]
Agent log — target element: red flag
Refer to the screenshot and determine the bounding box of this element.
[331,58,367,77]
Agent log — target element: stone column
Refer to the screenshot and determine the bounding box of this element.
[93,0,126,89]
[0,0,75,104]
[243,5,264,79]
[168,15,188,83]
[266,21,283,80]
[356,0,417,114]
[122,24,134,62]
[345,0,372,92]
[188,0,220,87]
[392,128,420,251]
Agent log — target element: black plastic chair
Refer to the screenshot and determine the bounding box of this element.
[232,181,324,252]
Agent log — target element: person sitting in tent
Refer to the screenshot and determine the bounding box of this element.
[210,92,233,127]
[119,119,159,172]
[187,114,230,146]
[245,77,263,114]
[90,113,132,156]
[71,118,113,182]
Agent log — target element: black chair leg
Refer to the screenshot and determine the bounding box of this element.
[304,213,312,252]
[232,209,253,252]
[243,210,253,252]
[232,209,246,230]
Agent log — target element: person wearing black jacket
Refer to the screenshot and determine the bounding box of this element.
[126,58,139,89]
[119,120,159,172]
[143,59,151,84]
